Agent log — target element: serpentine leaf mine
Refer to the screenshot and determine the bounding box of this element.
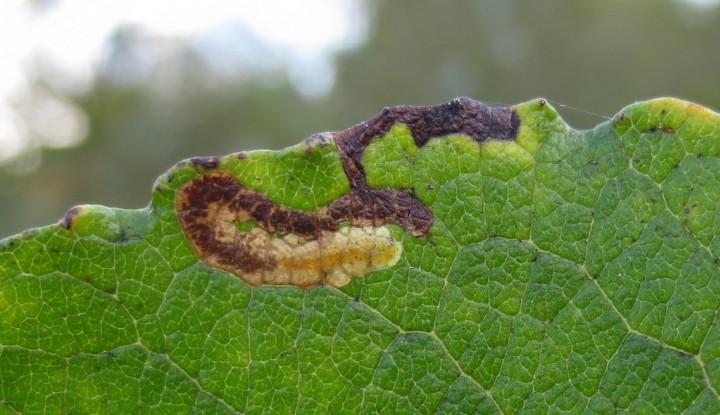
[175,97,520,288]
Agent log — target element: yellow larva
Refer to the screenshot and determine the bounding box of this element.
[239,225,402,288]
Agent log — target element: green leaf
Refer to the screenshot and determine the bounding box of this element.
[1,97,720,414]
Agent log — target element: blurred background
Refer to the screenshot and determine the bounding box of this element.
[1,0,719,237]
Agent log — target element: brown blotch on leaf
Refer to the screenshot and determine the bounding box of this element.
[334,97,519,190]
[59,206,81,230]
[177,98,522,287]
[190,156,220,169]
[335,97,518,157]
[326,188,432,236]
[176,172,410,287]
[304,133,331,153]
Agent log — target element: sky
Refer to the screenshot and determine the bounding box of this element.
[0,0,367,168]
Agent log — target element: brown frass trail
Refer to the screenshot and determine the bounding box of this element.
[333,97,520,189]
[175,98,520,287]
[176,171,408,287]
[175,171,428,286]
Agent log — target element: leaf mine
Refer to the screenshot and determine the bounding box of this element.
[175,98,522,288]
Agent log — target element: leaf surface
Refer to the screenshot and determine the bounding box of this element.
[1,97,719,414]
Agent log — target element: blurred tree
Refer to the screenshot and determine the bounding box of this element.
[328,0,720,127]
[1,0,719,237]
